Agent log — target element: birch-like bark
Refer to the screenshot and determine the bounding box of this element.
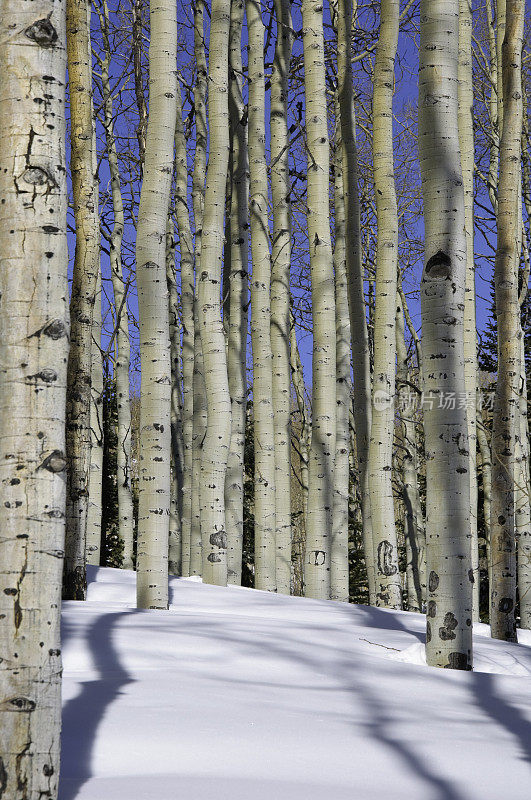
[64,0,100,600]
[477,406,492,568]
[99,0,135,569]
[458,0,480,621]
[198,0,232,585]
[396,297,426,611]
[302,0,337,600]
[270,0,293,595]
[190,0,208,577]
[332,113,351,603]
[336,0,375,603]
[225,0,249,585]
[290,318,310,591]
[489,0,524,642]
[517,332,531,628]
[368,0,402,609]
[247,0,277,592]
[167,222,184,576]
[86,270,103,566]
[0,3,68,794]
[135,0,177,609]
[174,90,195,576]
[419,0,472,669]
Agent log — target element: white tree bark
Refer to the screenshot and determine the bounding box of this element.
[0,2,68,794]
[331,109,351,603]
[225,0,249,585]
[336,0,375,603]
[174,89,195,577]
[135,0,177,610]
[86,269,103,566]
[419,0,472,669]
[368,0,402,610]
[63,0,100,600]
[247,0,277,592]
[458,0,480,622]
[302,0,337,600]
[198,0,232,585]
[489,0,524,642]
[270,0,293,595]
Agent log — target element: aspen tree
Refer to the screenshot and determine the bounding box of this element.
[190,0,208,577]
[458,0,480,621]
[332,125,351,604]
[301,0,337,600]
[517,332,531,628]
[225,0,249,585]
[98,0,135,568]
[174,91,196,576]
[0,2,68,794]
[135,0,177,610]
[420,0,472,669]
[270,0,294,595]
[167,223,184,576]
[368,0,402,609]
[86,271,103,566]
[396,296,426,611]
[247,0,277,592]
[336,0,375,603]
[63,0,100,600]
[198,0,232,585]
[490,0,524,642]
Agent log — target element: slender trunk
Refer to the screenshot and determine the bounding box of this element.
[396,297,426,611]
[132,0,147,164]
[419,0,472,669]
[99,0,135,569]
[516,332,531,627]
[477,406,492,571]
[0,3,68,794]
[86,270,103,566]
[135,0,177,610]
[331,111,351,602]
[190,0,208,578]
[458,0,480,621]
[489,0,524,642]
[174,90,195,577]
[64,0,100,600]
[368,0,401,610]
[337,0,375,603]
[167,222,184,576]
[290,319,310,593]
[198,0,232,585]
[302,0,337,600]
[247,0,277,592]
[270,0,293,595]
[225,0,249,585]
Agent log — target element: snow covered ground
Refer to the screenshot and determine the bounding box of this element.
[59,567,531,800]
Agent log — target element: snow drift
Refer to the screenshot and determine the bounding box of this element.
[59,567,531,799]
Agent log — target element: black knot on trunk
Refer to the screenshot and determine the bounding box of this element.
[425,250,451,278]
[25,18,58,48]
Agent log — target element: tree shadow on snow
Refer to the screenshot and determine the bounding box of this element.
[59,610,133,800]
[470,671,531,766]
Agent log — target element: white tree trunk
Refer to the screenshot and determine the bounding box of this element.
[270,0,293,595]
[198,0,232,585]
[419,0,472,669]
[247,0,277,592]
[63,0,100,600]
[86,269,103,566]
[336,0,375,603]
[458,0,480,621]
[331,110,351,603]
[489,0,524,642]
[302,0,337,600]
[368,0,402,610]
[0,2,68,794]
[136,0,177,610]
[225,0,249,585]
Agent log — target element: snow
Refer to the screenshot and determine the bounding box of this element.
[59,567,531,800]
